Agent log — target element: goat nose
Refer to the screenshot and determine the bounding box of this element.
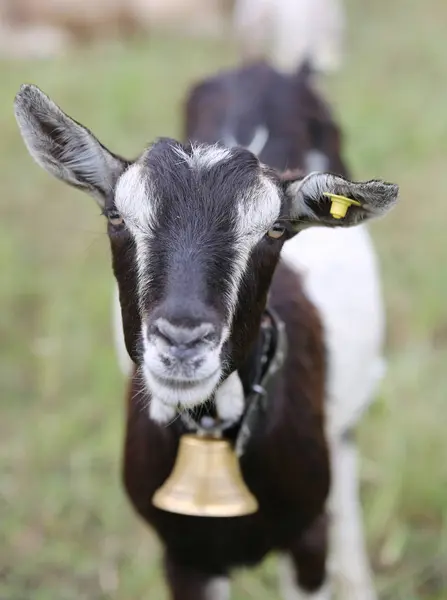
[149,319,217,357]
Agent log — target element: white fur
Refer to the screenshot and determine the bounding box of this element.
[115,163,156,232]
[278,554,331,600]
[327,440,377,600]
[145,368,222,416]
[215,371,245,422]
[233,0,345,74]
[112,283,133,376]
[205,576,230,600]
[281,224,385,438]
[173,143,232,170]
[149,397,176,424]
[115,163,159,315]
[223,125,270,156]
[281,224,382,598]
[286,172,337,220]
[226,174,282,320]
[246,125,270,155]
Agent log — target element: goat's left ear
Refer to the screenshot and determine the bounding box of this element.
[284,172,399,229]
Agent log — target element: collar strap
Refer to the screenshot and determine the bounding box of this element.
[235,307,287,456]
[179,307,287,457]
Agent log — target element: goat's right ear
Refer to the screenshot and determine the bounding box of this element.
[14,84,128,207]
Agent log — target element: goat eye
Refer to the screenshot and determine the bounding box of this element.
[108,212,124,227]
[267,223,286,239]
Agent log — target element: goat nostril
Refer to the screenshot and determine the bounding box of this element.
[156,328,176,346]
[202,332,217,345]
[149,319,218,352]
[148,324,172,345]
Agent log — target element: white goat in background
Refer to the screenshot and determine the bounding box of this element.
[233,0,346,74]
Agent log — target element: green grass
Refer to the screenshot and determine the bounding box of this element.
[1,0,447,597]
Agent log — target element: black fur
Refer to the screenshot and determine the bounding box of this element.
[185,61,349,176]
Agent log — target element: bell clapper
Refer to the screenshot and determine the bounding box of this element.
[323,192,362,219]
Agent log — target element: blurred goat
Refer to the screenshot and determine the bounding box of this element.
[15,81,397,600]
[184,61,346,174]
[233,0,345,74]
[182,61,387,599]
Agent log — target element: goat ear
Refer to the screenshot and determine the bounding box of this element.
[14,84,128,207]
[285,171,399,229]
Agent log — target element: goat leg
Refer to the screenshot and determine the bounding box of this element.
[164,553,230,600]
[278,513,331,599]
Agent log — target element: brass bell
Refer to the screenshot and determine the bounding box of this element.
[152,434,258,517]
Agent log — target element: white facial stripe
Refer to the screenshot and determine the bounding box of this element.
[115,163,156,231]
[239,174,282,237]
[112,283,134,376]
[225,175,282,321]
[115,164,157,309]
[133,230,152,308]
[173,142,232,170]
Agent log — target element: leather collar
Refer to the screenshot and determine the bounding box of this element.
[179,307,287,457]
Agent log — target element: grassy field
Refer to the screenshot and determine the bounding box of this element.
[1,0,447,598]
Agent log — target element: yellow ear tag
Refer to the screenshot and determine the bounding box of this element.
[323,192,362,219]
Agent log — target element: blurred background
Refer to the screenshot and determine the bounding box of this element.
[1,0,446,598]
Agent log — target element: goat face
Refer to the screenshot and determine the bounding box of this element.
[113,139,285,413]
[14,84,399,420]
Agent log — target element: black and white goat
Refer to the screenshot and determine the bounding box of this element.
[181,61,391,599]
[14,82,398,600]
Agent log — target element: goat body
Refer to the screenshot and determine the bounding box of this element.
[114,64,387,598]
[123,259,330,576]
[184,62,386,439]
[15,68,398,599]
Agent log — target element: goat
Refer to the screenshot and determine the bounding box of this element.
[232,0,345,74]
[14,83,398,599]
[183,60,388,599]
[184,61,347,175]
